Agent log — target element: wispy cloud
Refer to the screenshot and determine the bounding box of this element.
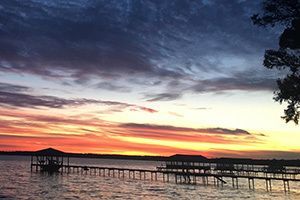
[145,92,182,102]
[0,82,157,113]
[120,123,252,135]
[94,81,131,92]
[168,112,184,117]
[0,82,31,93]
[191,74,276,93]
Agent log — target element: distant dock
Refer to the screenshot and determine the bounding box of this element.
[30,148,300,192]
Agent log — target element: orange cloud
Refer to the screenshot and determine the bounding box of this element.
[0,108,264,156]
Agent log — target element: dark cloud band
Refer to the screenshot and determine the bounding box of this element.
[120,123,251,135]
[0,0,277,95]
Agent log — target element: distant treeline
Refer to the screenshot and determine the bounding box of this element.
[1,151,300,167]
[0,151,168,161]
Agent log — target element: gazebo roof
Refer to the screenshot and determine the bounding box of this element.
[169,154,207,162]
[34,148,66,156]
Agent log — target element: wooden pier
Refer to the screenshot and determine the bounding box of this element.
[30,149,300,192]
[31,162,300,192]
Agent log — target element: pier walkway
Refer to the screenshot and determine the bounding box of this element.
[31,163,300,192]
[30,149,300,192]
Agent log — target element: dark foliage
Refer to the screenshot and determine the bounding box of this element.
[252,0,300,124]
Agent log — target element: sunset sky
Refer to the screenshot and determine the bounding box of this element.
[0,0,299,159]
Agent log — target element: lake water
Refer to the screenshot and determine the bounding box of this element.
[0,156,299,199]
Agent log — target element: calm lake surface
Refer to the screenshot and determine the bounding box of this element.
[0,156,299,199]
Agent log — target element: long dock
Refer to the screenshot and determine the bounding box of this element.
[30,149,300,192]
[32,164,161,180]
[31,163,300,192]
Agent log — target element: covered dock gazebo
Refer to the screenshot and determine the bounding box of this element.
[31,148,69,172]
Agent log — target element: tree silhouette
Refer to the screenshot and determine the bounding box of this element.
[252,0,300,124]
